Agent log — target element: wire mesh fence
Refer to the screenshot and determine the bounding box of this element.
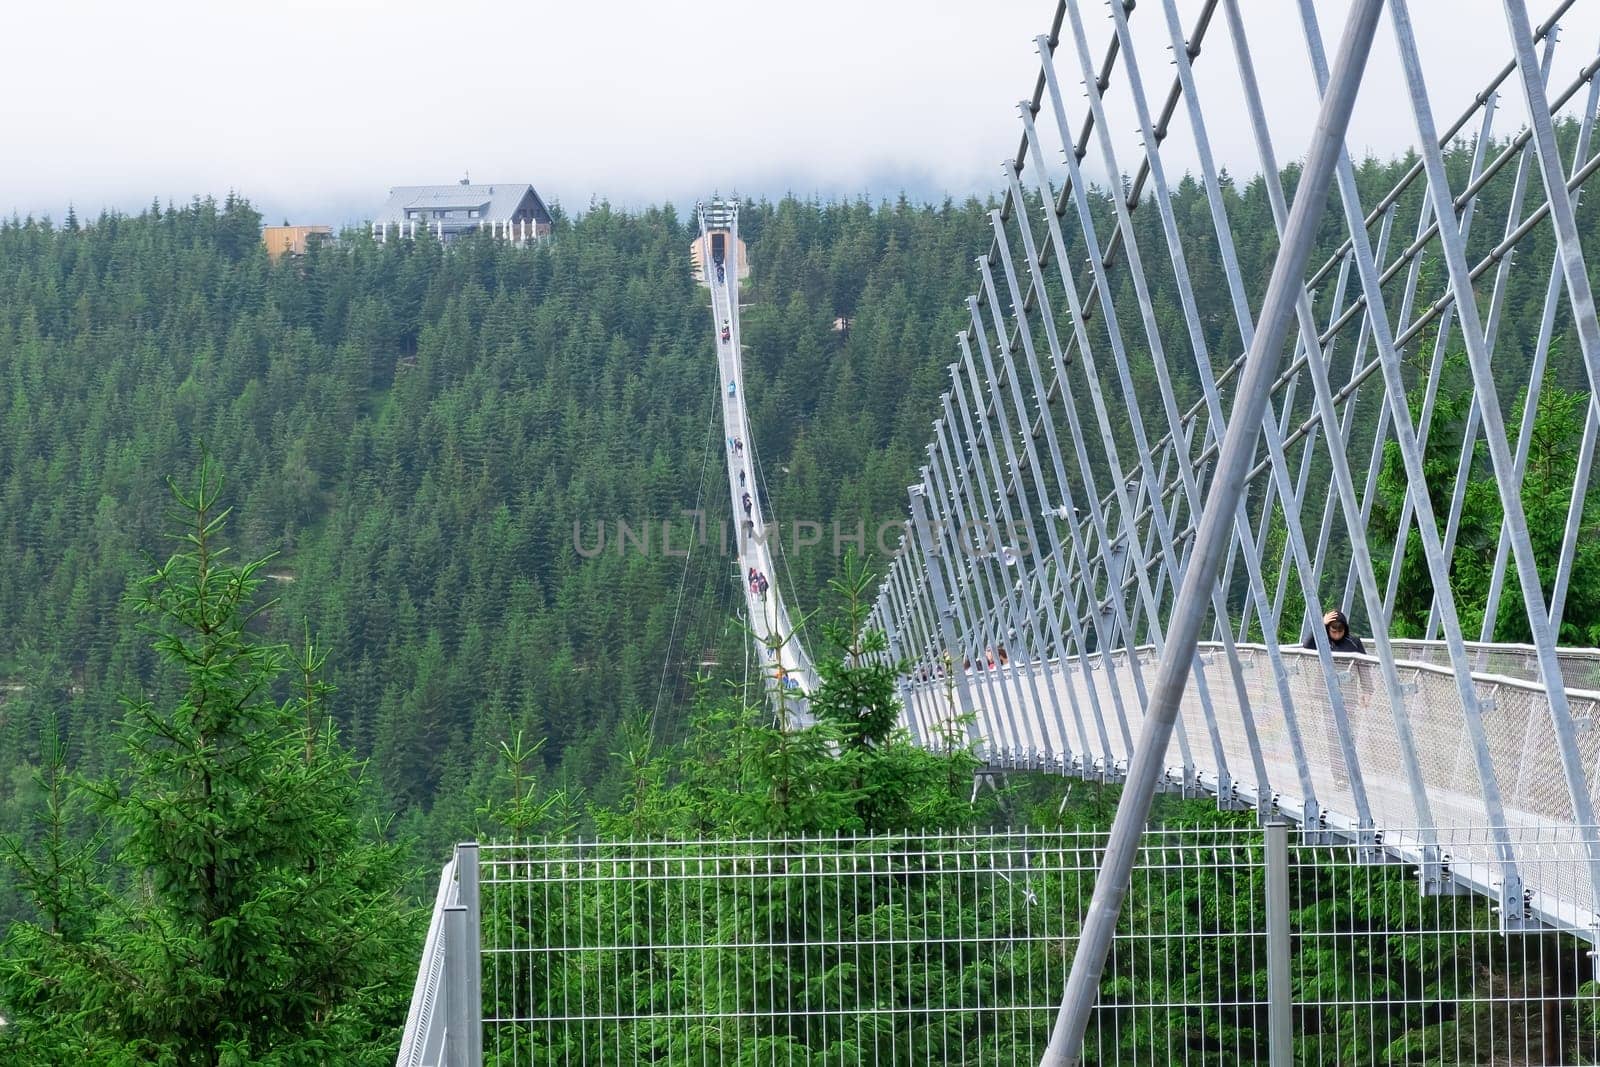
[1290,827,1600,1067]
[476,825,1600,1065]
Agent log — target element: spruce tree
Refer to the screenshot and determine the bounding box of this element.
[0,457,417,1066]
[808,551,904,750]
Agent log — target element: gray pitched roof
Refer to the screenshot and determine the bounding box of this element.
[376,183,550,224]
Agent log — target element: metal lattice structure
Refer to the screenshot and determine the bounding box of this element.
[857,0,1600,1055]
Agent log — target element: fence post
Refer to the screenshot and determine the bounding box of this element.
[457,843,482,1067]
[1265,821,1292,1066]
[443,903,469,1067]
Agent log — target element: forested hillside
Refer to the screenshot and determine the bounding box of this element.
[0,192,996,857]
[3,121,1600,863]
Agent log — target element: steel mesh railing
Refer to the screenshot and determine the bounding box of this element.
[397,843,482,1067]
[475,827,1600,1065]
[1384,640,1600,693]
[397,854,459,1067]
[907,646,1600,930]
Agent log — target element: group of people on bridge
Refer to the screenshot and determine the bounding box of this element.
[912,612,1367,686]
[727,439,750,510]
[747,567,769,597]
[760,645,802,691]
[912,645,1009,682]
[966,646,1010,673]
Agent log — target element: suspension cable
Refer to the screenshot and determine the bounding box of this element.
[649,387,720,746]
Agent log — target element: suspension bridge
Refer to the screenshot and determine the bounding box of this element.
[695,197,819,721]
[400,0,1600,1062]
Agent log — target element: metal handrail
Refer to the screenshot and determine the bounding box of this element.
[396,844,480,1067]
[396,856,457,1067]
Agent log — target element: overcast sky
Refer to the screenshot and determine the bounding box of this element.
[4,0,1598,226]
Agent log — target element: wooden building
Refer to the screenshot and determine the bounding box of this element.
[263,225,333,260]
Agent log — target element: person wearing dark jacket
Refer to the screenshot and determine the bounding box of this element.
[1305,609,1365,653]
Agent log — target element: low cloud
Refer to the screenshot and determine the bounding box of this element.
[4,0,1595,222]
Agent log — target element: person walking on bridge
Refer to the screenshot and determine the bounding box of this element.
[1305,609,1365,654]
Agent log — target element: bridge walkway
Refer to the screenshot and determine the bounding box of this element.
[698,202,818,721]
